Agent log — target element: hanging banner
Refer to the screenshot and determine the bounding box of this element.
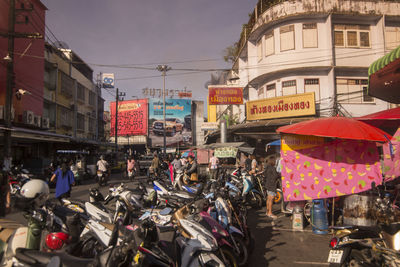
[382,127,400,181]
[208,87,243,105]
[101,73,115,88]
[281,138,382,201]
[110,99,148,136]
[149,99,192,147]
[246,92,316,121]
[281,134,325,152]
[214,147,238,158]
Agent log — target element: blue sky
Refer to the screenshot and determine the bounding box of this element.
[41,0,258,111]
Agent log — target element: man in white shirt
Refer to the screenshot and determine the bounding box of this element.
[96,155,109,173]
[209,152,219,180]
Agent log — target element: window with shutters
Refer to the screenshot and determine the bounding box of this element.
[266,83,276,98]
[303,23,318,48]
[258,86,264,98]
[60,71,74,97]
[282,80,296,96]
[304,79,320,101]
[77,113,85,131]
[59,106,72,128]
[89,118,95,133]
[77,83,86,102]
[385,26,400,50]
[280,25,295,51]
[265,31,274,56]
[89,91,96,106]
[336,79,373,103]
[334,25,370,48]
[257,38,263,61]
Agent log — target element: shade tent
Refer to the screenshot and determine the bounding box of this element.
[277,117,391,142]
[267,140,281,146]
[368,45,400,104]
[357,107,400,120]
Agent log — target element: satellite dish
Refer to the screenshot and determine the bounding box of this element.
[54,41,69,49]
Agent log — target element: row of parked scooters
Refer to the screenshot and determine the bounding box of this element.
[1,166,266,267]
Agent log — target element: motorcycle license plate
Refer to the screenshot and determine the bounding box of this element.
[327,249,343,263]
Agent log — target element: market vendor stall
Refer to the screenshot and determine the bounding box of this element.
[276,117,391,202]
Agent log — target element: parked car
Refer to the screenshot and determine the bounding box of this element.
[152,118,183,136]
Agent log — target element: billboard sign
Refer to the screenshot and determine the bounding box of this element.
[208,87,243,105]
[149,99,192,147]
[110,99,148,136]
[102,73,115,88]
[246,92,316,121]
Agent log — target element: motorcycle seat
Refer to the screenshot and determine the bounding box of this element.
[100,221,115,231]
[15,248,93,267]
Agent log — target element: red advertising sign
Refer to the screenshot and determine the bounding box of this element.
[110,99,148,136]
[208,87,243,105]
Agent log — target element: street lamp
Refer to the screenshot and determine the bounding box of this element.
[156,65,171,156]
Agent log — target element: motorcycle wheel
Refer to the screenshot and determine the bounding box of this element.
[274,189,283,204]
[340,249,371,267]
[220,246,238,267]
[232,234,249,267]
[249,192,263,209]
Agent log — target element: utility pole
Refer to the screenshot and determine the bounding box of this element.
[4,0,15,161]
[114,89,125,163]
[156,65,171,155]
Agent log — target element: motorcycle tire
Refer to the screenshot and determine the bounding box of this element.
[232,234,249,267]
[220,246,239,267]
[249,192,263,209]
[339,249,374,267]
[274,189,283,204]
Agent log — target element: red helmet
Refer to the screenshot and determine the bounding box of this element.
[45,232,70,250]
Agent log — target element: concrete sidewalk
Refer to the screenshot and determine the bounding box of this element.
[247,205,332,267]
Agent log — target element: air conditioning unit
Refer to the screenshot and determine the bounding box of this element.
[34,115,41,127]
[41,117,50,129]
[23,110,34,125]
[0,105,3,120]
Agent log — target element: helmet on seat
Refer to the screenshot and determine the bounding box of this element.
[20,179,50,207]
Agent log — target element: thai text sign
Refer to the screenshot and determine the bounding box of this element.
[101,73,115,88]
[214,147,238,158]
[246,92,316,121]
[281,134,325,152]
[208,87,243,105]
[110,99,148,136]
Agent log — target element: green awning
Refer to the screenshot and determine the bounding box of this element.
[368,45,400,76]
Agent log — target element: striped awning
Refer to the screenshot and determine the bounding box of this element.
[368,45,400,76]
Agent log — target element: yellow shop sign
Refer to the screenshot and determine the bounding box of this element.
[246,93,316,121]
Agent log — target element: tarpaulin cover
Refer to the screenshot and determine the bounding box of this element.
[281,138,382,201]
[382,127,400,181]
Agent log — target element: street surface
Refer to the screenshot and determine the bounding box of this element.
[5,173,332,267]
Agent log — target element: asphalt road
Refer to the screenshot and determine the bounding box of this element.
[5,173,332,267]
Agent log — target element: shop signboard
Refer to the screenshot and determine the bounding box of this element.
[280,135,382,202]
[208,87,243,105]
[101,73,115,88]
[149,99,192,147]
[246,92,316,121]
[201,122,219,131]
[110,99,148,136]
[214,147,238,158]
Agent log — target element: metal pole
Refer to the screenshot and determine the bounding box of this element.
[4,0,15,160]
[163,70,166,156]
[115,87,119,151]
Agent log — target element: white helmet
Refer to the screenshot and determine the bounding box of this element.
[20,179,50,207]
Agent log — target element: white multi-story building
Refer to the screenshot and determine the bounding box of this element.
[231,0,400,121]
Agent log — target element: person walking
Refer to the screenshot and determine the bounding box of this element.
[208,152,219,180]
[127,156,136,180]
[150,153,160,177]
[50,158,75,201]
[264,155,280,219]
[249,155,258,175]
